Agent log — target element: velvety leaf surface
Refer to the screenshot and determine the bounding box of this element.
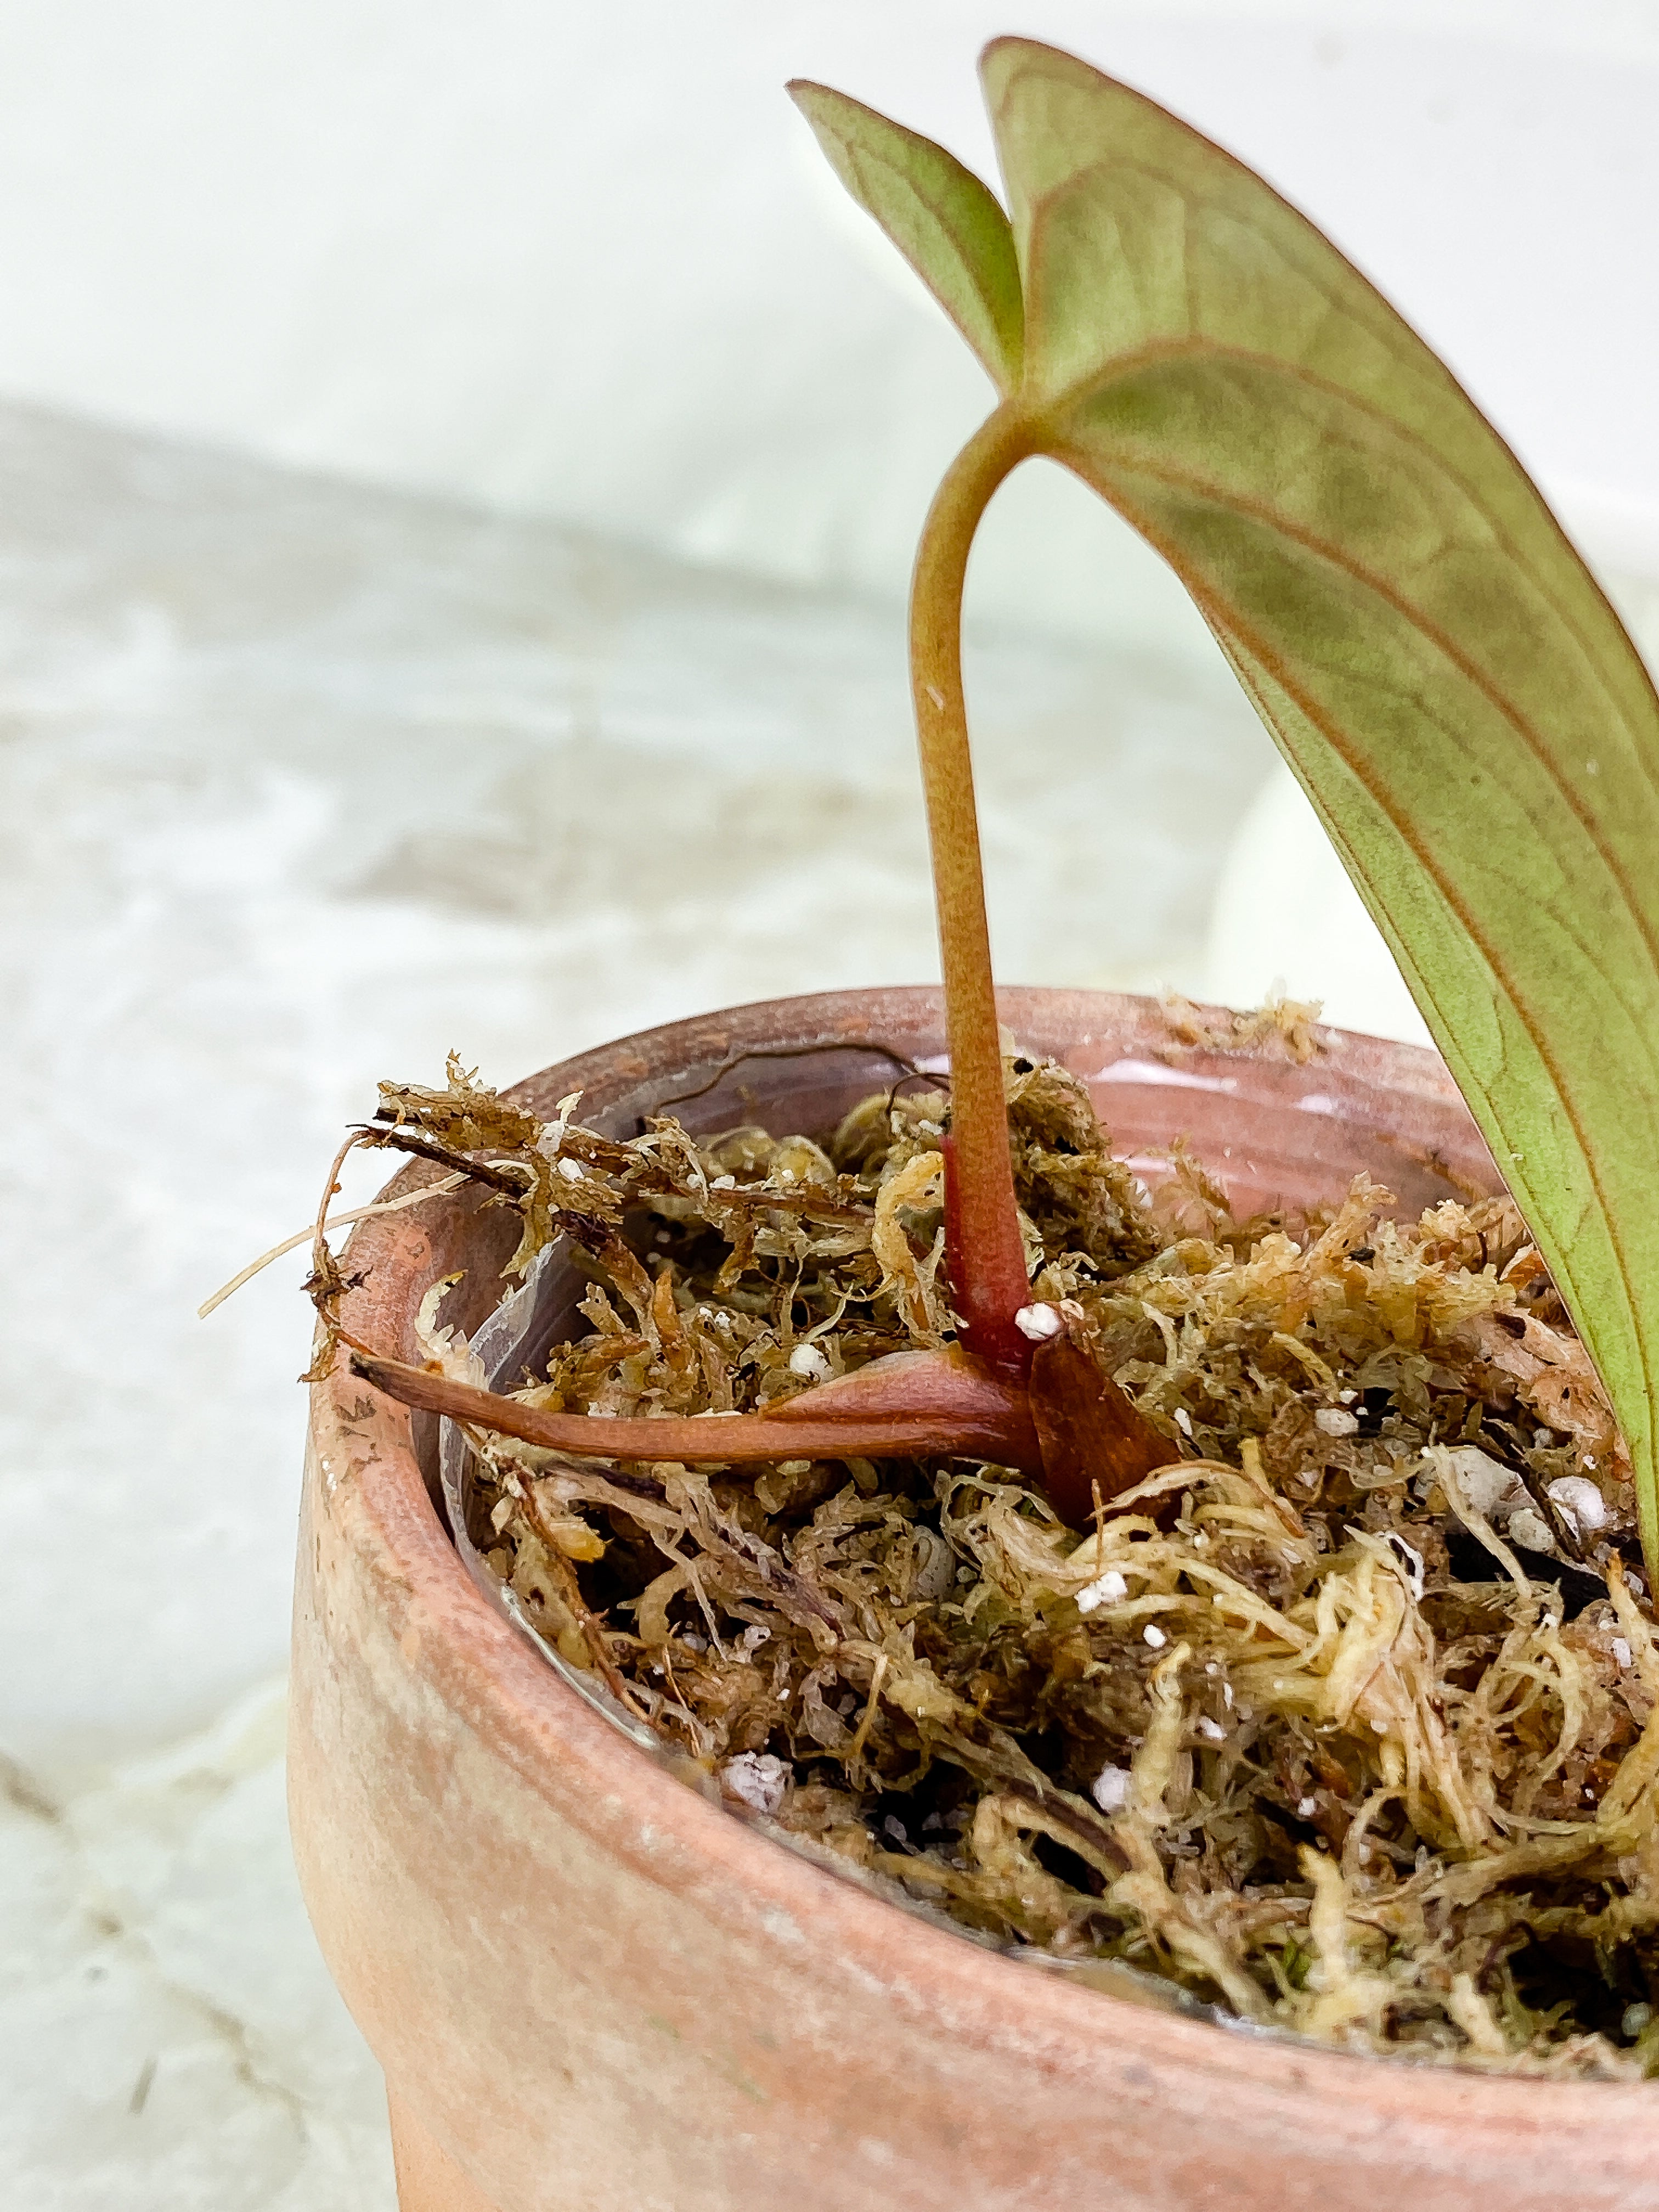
[789,80,1024,393]
[977,37,1659,1547]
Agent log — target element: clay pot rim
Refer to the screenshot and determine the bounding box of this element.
[313,984,1652,2130]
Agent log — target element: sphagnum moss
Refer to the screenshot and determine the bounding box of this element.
[363,1047,1659,2075]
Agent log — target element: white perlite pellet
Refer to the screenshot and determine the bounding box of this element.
[1076,1568,1128,1616]
[1092,1764,1133,1814]
[1014,1303,1064,1341]
[1508,1506,1556,1555]
[1545,1475,1611,1537]
[718,1752,788,1817]
[1441,1445,1517,1519]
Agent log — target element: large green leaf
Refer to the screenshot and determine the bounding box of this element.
[805,38,1659,1561]
[977,39,1659,1554]
[789,80,1024,393]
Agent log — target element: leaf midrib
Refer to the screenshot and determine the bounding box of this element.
[1057,422,1659,1017]
[1192,573,1654,1445]
[1015,340,1659,1000]
[1029,334,1659,801]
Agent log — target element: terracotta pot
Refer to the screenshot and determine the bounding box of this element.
[291,986,1659,2212]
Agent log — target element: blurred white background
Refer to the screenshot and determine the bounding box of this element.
[4,1,1659,640]
[4,3,1658,2203]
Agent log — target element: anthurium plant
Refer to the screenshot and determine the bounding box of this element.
[348,38,1659,1583]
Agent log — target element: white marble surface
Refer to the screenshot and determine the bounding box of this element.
[0,402,1267,2205]
[2,1684,392,2209]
